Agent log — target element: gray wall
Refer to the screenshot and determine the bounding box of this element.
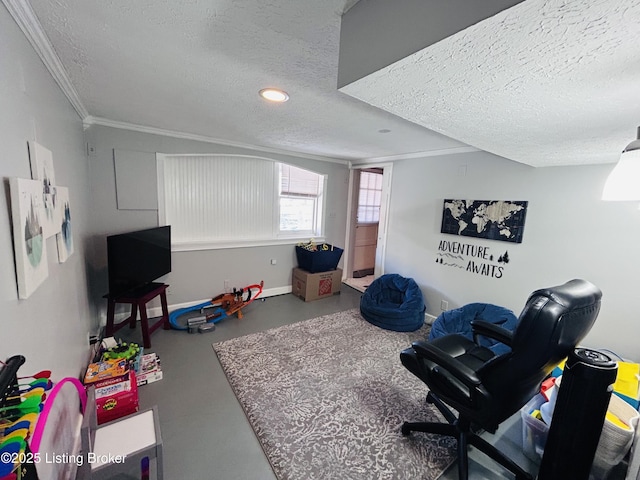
[84,125,350,321]
[338,0,524,88]
[4,0,634,383]
[0,6,92,378]
[385,152,638,361]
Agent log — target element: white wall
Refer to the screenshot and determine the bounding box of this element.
[83,124,351,322]
[385,152,638,361]
[0,5,92,378]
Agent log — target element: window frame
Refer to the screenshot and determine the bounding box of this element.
[357,169,383,224]
[157,154,327,251]
[277,163,325,238]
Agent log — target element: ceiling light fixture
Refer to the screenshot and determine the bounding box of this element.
[259,88,289,103]
[602,127,640,201]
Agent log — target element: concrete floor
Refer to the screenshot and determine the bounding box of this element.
[114,285,541,480]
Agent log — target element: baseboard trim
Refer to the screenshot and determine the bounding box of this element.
[425,313,438,325]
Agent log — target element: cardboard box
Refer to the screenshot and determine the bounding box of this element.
[94,370,139,424]
[137,369,163,386]
[292,267,342,302]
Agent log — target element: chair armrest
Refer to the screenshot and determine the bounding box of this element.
[471,320,514,347]
[411,340,482,388]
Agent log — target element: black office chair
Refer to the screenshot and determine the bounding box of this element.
[400,279,602,480]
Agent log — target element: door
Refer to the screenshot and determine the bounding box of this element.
[344,164,393,291]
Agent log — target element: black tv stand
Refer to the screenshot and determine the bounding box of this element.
[104,282,170,348]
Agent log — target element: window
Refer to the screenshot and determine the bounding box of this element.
[279,164,324,233]
[157,154,325,250]
[357,170,383,223]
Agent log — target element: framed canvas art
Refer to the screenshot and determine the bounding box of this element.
[29,141,60,238]
[56,187,74,262]
[10,177,49,298]
[441,199,528,244]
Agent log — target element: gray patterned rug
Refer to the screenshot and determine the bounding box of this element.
[213,308,456,480]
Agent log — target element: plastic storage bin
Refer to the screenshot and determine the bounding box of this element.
[521,393,549,463]
[295,245,343,273]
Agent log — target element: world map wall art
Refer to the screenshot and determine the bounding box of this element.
[436,199,527,279]
[440,199,528,244]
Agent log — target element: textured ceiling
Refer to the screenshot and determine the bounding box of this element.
[19,0,640,166]
[341,0,640,166]
[25,0,467,162]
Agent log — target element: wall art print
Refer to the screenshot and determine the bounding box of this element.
[29,141,61,238]
[10,177,49,299]
[436,239,510,279]
[441,199,528,244]
[55,187,74,263]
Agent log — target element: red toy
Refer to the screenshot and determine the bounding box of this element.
[169,281,264,331]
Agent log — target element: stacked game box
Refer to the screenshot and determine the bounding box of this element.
[136,352,163,386]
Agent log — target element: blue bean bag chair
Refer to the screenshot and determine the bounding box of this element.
[360,274,425,332]
[429,302,518,355]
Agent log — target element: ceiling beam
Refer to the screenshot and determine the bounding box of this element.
[338,0,524,88]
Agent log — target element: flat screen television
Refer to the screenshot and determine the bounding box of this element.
[107,226,171,297]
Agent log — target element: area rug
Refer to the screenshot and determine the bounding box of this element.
[213,308,456,480]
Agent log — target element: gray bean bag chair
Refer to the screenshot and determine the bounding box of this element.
[428,302,518,355]
[360,274,425,332]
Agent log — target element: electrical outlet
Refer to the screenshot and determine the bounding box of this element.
[224,279,230,292]
[270,258,277,265]
[441,300,449,311]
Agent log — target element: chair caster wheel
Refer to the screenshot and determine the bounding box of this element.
[401,422,412,436]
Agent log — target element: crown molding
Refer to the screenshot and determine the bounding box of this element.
[4,0,470,167]
[3,0,89,119]
[355,146,481,164]
[83,116,478,166]
[83,116,352,165]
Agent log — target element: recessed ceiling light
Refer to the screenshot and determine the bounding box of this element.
[259,88,289,103]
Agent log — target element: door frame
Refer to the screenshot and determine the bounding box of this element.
[343,162,393,281]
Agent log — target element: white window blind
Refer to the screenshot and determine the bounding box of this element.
[281,164,322,196]
[158,155,325,250]
[279,164,324,233]
[159,155,275,246]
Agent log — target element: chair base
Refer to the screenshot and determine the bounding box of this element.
[402,394,532,480]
